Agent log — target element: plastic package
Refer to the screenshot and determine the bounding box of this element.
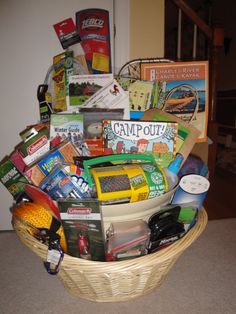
[105,219,150,261]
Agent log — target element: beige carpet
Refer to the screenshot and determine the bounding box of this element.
[1,218,236,314]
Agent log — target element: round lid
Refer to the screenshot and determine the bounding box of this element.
[179,174,210,194]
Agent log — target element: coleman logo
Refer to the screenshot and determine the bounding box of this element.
[27,136,48,155]
[81,17,104,30]
[67,207,92,215]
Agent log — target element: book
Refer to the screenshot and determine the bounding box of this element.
[58,199,106,261]
[140,61,209,142]
[67,74,113,111]
[102,119,178,168]
[50,113,87,155]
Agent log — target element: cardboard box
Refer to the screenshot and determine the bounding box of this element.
[24,140,80,186]
[58,198,106,261]
[0,158,29,198]
[17,127,50,166]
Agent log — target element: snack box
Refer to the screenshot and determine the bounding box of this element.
[24,140,80,186]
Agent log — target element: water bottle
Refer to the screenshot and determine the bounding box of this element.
[164,154,184,191]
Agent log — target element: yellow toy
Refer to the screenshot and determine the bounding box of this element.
[12,202,67,253]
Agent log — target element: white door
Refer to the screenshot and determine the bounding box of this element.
[0,0,130,230]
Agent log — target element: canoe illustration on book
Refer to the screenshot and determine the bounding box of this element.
[163,84,199,123]
[164,95,195,110]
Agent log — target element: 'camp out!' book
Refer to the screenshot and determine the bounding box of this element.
[141,108,200,164]
[140,61,209,142]
[58,199,106,261]
[102,120,178,168]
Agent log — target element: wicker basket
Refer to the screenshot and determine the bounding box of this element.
[13,208,208,303]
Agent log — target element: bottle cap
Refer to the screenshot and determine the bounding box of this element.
[168,154,184,174]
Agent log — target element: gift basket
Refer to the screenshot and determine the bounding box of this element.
[13,208,207,302]
[1,8,210,303]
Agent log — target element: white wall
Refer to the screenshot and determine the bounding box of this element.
[130,0,164,59]
[113,0,130,73]
[0,0,130,230]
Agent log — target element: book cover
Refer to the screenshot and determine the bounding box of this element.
[58,199,106,261]
[67,74,113,111]
[140,61,209,142]
[50,113,87,154]
[102,120,178,168]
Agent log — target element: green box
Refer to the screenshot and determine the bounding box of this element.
[58,199,106,261]
[0,158,29,198]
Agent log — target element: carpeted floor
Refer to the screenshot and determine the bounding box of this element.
[1,217,236,314]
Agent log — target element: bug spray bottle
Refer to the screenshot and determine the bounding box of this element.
[164,154,184,191]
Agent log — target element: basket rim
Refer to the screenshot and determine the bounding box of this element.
[12,207,208,269]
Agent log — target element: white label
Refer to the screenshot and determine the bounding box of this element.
[46,249,61,265]
[179,174,210,194]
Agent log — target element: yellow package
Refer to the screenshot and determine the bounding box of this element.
[53,51,73,112]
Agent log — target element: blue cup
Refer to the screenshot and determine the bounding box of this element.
[171,174,210,210]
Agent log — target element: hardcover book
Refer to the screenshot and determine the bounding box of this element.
[140,61,209,142]
[102,119,178,168]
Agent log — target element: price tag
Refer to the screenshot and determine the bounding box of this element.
[46,248,61,265]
